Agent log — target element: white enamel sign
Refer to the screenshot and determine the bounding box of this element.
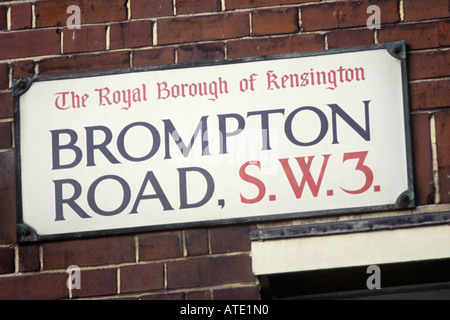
[15,42,414,241]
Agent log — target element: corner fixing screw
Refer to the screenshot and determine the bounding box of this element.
[393,45,402,54]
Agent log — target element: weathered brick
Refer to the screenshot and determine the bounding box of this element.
[0,29,61,60]
[0,246,15,274]
[35,0,127,28]
[167,255,255,289]
[403,0,450,22]
[177,0,221,14]
[11,2,32,30]
[411,113,435,205]
[72,268,117,298]
[378,21,450,50]
[0,5,6,31]
[327,28,374,49]
[410,79,450,111]
[120,263,164,294]
[301,0,399,31]
[132,47,175,67]
[302,2,344,31]
[39,51,130,76]
[18,245,40,272]
[63,25,106,54]
[0,272,68,300]
[226,0,318,10]
[140,292,185,300]
[42,236,135,269]
[12,60,35,79]
[131,0,173,19]
[213,285,260,300]
[408,50,450,80]
[0,151,16,244]
[178,43,225,63]
[0,63,8,90]
[227,33,324,59]
[435,110,450,203]
[110,20,153,50]
[0,92,13,119]
[138,230,183,261]
[0,121,12,149]
[158,12,250,45]
[210,225,251,254]
[185,290,210,300]
[185,228,209,256]
[252,7,299,36]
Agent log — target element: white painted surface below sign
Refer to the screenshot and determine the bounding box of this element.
[16,44,413,239]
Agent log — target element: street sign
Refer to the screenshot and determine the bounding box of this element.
[14,41,414,242]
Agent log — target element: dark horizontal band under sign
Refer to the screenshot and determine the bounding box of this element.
[250,211,450,241]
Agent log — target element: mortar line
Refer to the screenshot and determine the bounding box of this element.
[105,25,111,51]
[31,3,36,29]
[6,6,11,31]
[126,0,131,20]
[117,268,121,294]
[430,113,441,204]
[134,235,139,262]
[399,0,405,21]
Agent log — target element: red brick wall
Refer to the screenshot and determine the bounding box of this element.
[0,0,449,300]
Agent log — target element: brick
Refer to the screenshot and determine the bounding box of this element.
[252,7,299,36]
[110,20,153,50]
[120,263,164,294]
[301,0,399,31]
[435,110,450,203]
[404,0,450,22]
[410,79,450,111]
[138,230,182,261]
[378,21,450,50]
[0,63,8,89]
[0,151,16,244]
[131,0,173,19]
[327,28,374,49]
[0,5,6,31]
[210,225,251,254]
[226,0,318,10]
[63,25,106,54]
[0,121,12,149]
[0,29,61,60]
[72,268,117,298]
[213,285,260,300]
[0,272,68,299]
[39,51,130,76]
[178,43,225,64]
[411,114,434,205]
[0,92,13,119]
[18,245,40,272]
[11,2,32,29]
[185,290,211,300]
[167,255,255,289]
[0,246,15,274]
[12,60,35,79]
[227,33,324,59]
[141,292,185,300]
[132,47,175,67]
[185,228,209,256]
[42,236,135,269]
[158,12,250,45]
[408,50,450,80]
[35,0,127,28]
[177,0,221,14]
